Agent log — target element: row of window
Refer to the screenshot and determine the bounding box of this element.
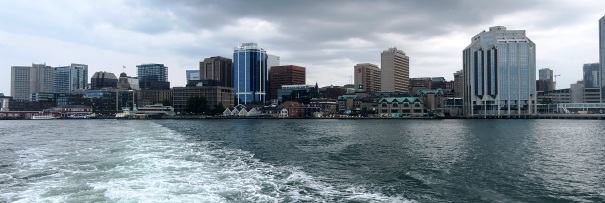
[381,102,421,107]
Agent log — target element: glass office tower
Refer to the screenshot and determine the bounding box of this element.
[136,63,169,90]
[463,26,536,116]
[54,63,88,93]
[599,16,605,103]
[233,43,268,104]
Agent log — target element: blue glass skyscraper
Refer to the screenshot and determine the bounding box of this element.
[233,43,268,104]
[463,26,536,116]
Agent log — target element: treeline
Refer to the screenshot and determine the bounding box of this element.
[185,96,225,115]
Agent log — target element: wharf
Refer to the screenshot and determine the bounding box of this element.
[448,114,605,120]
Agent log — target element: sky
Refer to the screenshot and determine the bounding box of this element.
[1,0,604,96]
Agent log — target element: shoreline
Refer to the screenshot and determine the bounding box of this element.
[4,114,605,120]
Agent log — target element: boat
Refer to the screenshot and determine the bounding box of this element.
[115,107,130,119]
[135,104,176,116]
[31,113,56,120]
[65,114,91,119]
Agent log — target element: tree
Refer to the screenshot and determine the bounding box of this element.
[162,99,172,106]
[212,102,226,115]
[185,96,208,114]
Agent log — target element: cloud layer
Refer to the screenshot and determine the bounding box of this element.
[1,0,604,95]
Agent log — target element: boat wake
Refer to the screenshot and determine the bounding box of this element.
[1,121,413,202]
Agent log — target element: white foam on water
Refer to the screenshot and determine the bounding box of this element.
[2,121,415,203]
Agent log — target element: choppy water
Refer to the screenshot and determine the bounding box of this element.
[1,119,604,202]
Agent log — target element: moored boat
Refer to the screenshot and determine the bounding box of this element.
[31,114,56,120]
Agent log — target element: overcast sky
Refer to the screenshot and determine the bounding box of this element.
[1,0,604,96]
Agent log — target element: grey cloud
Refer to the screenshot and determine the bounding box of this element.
[140,0,548,59]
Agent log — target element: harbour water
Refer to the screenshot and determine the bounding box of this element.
[1,119,604,202]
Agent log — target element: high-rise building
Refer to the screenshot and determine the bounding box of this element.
[463,26,536,115]
[381,47,409,92]
[536,68,555,92]
[186,70,200,82]
[453,70,464,98]
[200,56,234,87]
[90,71,118,90]
[267,54,280,100]
[571,80,585,103]
[10,63,55,101]
[54,63,88,93]
[599,16,605,103]
[584,63,600,88]
[354,63,381,94]
[538,68,553,80]
[137,63,169,90]
[268,54,280,71]
[583,63,600,103]
[233,43,268,104]
[269,65,306,101]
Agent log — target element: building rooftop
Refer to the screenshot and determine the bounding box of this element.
[92,71,118,80]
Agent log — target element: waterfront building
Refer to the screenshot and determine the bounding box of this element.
[54,63,88,93]
[233,43,268,104]
[571,80,585,103]
[137,63,169,90]
[66,89,134,114]
[269,65,306,101]
[10,64,55,101]
[381,47,409,92]
[599,16,605,103]
[200,56,233,87]
[453,70,464,98]
[222,104,259,117]
[309,98,338,116]
[537,89,572,104]
[354,63,381,94]
[90,71,118,90]
[444,98,464,116]
[336,85,378,117]
[377,97,424,118]
[137,89,173,107]
[415,89,445,114]
[584,63,600,103]
[186,70,200,82]
[279,101,304,117]
[276,84,316,103]
[172,86,234,113]
[463,26,536,116]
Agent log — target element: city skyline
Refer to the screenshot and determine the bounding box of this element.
[0,1,604,96]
